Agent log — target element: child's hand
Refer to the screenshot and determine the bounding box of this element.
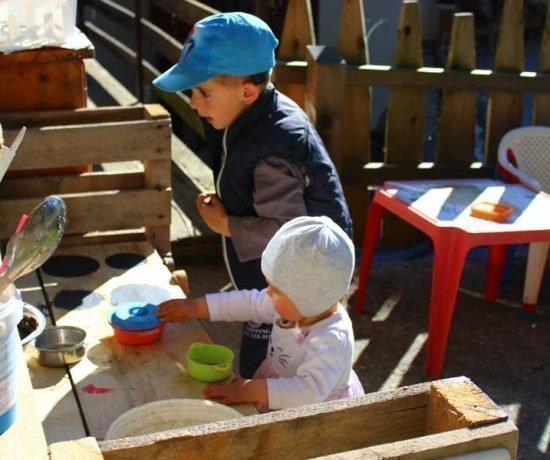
[196,193,230,237]
[157,299,196,323]
[204,377,268,406]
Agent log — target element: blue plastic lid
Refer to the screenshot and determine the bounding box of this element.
[110,302,161,331]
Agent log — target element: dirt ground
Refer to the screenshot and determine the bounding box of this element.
[179,243,550,459]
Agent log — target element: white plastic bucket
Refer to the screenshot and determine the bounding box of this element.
[105,399,244,440]
[0,284,23,435]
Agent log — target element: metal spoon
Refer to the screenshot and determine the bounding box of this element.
[0,195,66,295]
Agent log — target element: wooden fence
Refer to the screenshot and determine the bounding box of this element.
[79,0,550,243]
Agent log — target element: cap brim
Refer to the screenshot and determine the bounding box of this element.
[153,62,213,92]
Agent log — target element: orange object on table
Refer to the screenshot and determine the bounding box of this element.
[470,202,514,222]
[355,179,550,378]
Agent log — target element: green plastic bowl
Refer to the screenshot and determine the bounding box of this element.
[186,343,234,383]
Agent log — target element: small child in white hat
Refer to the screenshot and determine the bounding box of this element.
[158,216,364,410]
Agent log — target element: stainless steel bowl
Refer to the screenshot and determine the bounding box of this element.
[34,326,86,367]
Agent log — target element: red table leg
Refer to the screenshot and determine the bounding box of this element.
[485,244,509,303]
[425,232,470,378]
[355,200,384,315]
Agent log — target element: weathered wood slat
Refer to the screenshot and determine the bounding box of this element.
[385,1,424,164]
[0,106,145,127]
[0,189,171,239]
[316,423,517,459]
[276,0,315,107]
[99,381,430,460]
[485,0,525,164]
[4,120,170,170]
[436,13,477,163]
[304,46,347,173]
[343,163,494,186]
[0,171,144,199]
[277,61,550,92]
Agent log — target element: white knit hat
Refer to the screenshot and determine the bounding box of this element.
[261,216,355,317]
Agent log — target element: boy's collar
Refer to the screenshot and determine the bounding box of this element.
[225,83,275,141]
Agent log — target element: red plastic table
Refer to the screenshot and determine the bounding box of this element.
[355,179,550,378]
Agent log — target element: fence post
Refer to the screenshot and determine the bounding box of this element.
[383,0,424,248]
[338,0,371,242]
[484,0,524,163]
[275,0,316,107]
[436,12,476,163]
[533,5,550,125]
[304,46,347,174]
[385,0,424,164]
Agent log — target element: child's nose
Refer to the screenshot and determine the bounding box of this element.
[189,93,200,110]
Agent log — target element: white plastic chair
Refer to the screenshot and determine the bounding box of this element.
[497,126,550,312]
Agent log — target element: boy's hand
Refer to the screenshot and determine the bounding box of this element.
[157,298,209,323]
[203,377,268,406]
[196,193,231,237]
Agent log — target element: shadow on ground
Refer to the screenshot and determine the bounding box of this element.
[180,245,549,459]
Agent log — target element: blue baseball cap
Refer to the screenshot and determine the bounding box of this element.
[153,12,279,92]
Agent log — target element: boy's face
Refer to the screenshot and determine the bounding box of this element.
[189,76,257,130]
[266,281,303,322]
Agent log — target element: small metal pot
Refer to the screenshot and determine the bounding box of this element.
[34,325,86,367]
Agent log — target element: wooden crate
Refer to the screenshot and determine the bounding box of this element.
[0,32,94,112]
[0,104,172,254]
[48,376,518,460]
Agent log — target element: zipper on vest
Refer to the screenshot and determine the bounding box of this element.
[217,127,238,289]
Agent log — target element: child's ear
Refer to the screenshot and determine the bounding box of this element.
[242,82,260,105]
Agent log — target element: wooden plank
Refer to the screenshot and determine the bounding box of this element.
[16,273,87,446]
[533,6,550,125]
[0,189,171,239]
[276,0,315,107]
[277,61,550,93]
[50,437,104,460]
[278,0,316,61]
[316,422,518,459]
[342,162,494,186]
[99,382,430,460]
[485,0,525,164]
[385,1,424,164]
[37,242,254,442]
[0,106,145,128]
[304,46,347,173]
[426,378,509,434]
[0,60,87,111]
[0,172,144,199]
[436,13,476,163]
[150,0,217,26]
[337,0,371,242]
[4,120,171,170]
[383,1,424,248]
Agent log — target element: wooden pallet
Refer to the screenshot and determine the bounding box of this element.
[48,376,518,460]
[0,104,172,254]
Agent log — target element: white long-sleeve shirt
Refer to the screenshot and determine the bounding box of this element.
[205,289,364,410]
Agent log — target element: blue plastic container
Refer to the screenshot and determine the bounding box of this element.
[0,285,23,435]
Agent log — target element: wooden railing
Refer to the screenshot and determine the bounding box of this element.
[79,0,550,243]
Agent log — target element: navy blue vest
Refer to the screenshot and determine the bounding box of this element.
[206,86,352,290]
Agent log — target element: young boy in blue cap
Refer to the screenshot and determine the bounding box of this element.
[153,12,352,378]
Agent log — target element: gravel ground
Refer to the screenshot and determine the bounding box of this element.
[179,244,550,459]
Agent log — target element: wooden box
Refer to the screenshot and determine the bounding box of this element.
[49,377,518,460]
[0,104,172,254]
[0,34,94,112]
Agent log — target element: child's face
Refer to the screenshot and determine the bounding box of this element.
[189,76,255,130]
[266,281,303,322]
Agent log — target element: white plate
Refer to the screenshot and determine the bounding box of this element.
[105,399,243,440]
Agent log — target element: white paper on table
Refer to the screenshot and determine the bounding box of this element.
[0,126,26,184]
